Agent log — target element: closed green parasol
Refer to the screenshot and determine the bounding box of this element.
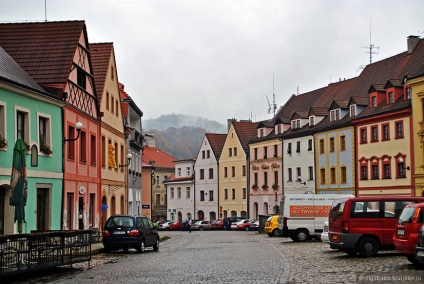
[9,138,28,232]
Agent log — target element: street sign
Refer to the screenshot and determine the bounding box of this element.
[142,205,150,209]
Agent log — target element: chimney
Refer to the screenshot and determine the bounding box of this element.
[407,35,420,54]
[227,118,236,131]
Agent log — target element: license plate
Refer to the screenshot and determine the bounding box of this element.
[417,251,424,257]
[113,231,125,235]
[397,229,404,236]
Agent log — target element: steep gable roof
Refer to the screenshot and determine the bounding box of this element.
[232,121,260,152]
[0,46,45,93]
[142,146,176,169]
[0,21,87,87]
[205,133,226,159]
[272,87,326,124]
[90,42,113,103]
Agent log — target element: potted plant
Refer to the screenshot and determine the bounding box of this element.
[262,184,269,190]
[251,184,258,190]
[40,145,54,155]
[272,184,279,190]
[24,141,31,152]
[0,135,7,149]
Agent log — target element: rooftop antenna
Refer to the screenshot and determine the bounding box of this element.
[266,73,277,116]
[45,0,47,21]
[361,19,379,64]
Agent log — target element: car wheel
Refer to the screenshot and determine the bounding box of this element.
[245,226,249,231]
[267,233,274,237]
[199,227,204,231]
[103,246,112,253]
[123,247,129,253]
[294,229,308,242]
[406,255,419,265]
[272,229,279,237]
[358,237,378,257]
[137,240,145,253]
[153,238,159,251]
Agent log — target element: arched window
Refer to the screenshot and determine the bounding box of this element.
[253,202,258,219]
[264,202,268,215]
[111,196,116,216]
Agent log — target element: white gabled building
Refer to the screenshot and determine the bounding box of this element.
[194,133,226,221]
[164,159,195,222]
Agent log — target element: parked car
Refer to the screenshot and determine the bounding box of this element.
[158,221,172,230]
[211,220,223,230]
[321,221,329,243]
[249,220,259,231]
[181,219,193,231]
[223,216,246,230]
[231,220,245,230]
[265,215,279,237]
[168,221,182,230]
[393,203,424,264]
[415,224,424,265]
[102,214,159,253]
[236,219,254,231]
[192,220,211,231]
[329,196,424,257]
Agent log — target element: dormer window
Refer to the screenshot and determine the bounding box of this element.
[277,124,281,134]
[260,129,264,137]
[406,87,412,99]
[350,105,356,117]
[371,96,377,108]
[309,116,315,126]
[388,92,394,104]
[330,109,340,122]
[291,119,300,129]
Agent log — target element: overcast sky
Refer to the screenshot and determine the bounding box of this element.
[1,0,424,125]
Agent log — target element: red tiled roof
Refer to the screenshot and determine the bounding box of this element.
[142,146,176,168]
[205,133,226,159]
[90,43,113,104]
[272,87,327,124]
[119,82,129,117]
[164,173,194,182]
[0,21,87,88]
[232,121,260,152]
[0,46,45,93]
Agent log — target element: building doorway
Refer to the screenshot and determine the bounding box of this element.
[36,188,49,231]
[0,186,5,235]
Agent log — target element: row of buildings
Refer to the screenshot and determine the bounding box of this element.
[163,35,424,223]
[0,20,157,235]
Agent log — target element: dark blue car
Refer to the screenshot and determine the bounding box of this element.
[102,215,160,253]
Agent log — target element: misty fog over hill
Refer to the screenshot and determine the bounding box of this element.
[143,114,227,133]
[143,114,227,159]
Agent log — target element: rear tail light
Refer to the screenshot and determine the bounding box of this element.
[128,230,139,236]
[103,230,110,237]
[341,221,349,233]
[412,208,420,224]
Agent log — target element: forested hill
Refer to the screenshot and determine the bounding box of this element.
[143,114,227,159]
[143,114,226,133]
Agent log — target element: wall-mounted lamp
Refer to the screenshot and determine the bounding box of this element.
[119,153,133,168]
[63,122,83,143]
[398,157,410,170]
[297,176,306,185]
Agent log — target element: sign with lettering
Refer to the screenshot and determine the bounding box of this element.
[289,205,331,217]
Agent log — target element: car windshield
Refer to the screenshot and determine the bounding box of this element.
[105,216,134,228]
[266,216,273,222]
[398,207,416,223]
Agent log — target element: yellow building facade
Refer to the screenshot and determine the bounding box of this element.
[410,73,424,197]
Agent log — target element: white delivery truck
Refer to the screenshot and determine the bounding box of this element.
[278,194,353,242]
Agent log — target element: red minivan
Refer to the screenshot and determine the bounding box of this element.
[393,203,424,264]
[328,197,424,257]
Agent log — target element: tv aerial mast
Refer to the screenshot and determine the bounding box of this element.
[361,19,379,64]
[266,73,277,116]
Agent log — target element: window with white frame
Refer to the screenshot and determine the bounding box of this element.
[170,188,174,199]
[388,92,394,104]
[177,168,181,177]
[187,187,190,198]
[16,107,30,144]
[186,167,191,176]
[309,116,315,126]
[38,115,50,148]
[350,105,356,117]
[177,187,181,198]
[330,109,340,122]
[0,102,6,144]
[291,119,300,129]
